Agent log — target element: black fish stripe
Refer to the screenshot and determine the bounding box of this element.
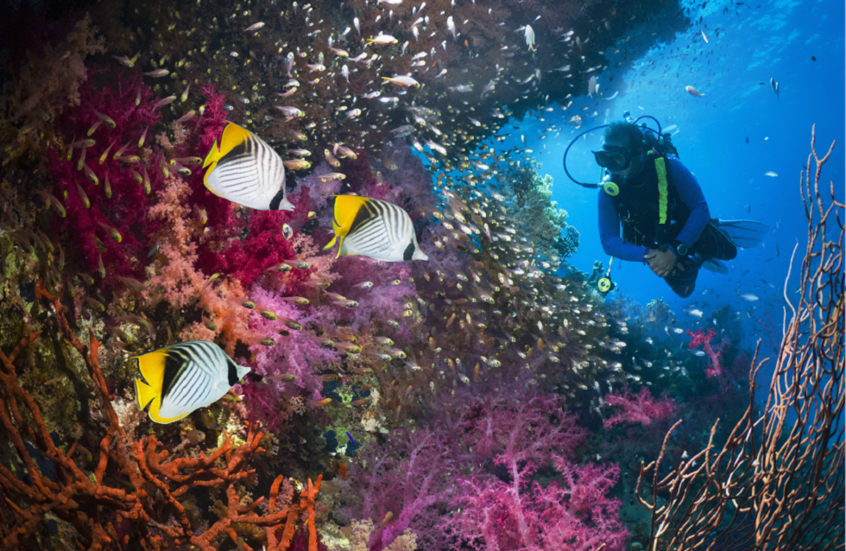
[255,136,284,194]
[215,133,286,202]
[389,202,404,244]
[217,165,260,192]
[217,138,251,167]
[227,359,241,386]
[170,352,203,396]
[347,201,377,234]
[348,199,411,254]
[350,220,389,241]
[182,374,209,408]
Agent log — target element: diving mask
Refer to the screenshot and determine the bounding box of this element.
[593,145,636,172]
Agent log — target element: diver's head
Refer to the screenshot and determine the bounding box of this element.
[593,121,647,178]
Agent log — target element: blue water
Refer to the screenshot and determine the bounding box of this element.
[504,0,844,372]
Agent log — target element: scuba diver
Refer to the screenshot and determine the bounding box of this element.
[563,114,767,298]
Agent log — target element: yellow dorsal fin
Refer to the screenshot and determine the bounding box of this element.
[219,122,252,155]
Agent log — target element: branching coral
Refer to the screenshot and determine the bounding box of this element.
[687,328,728,378]
[0,282,322,551]
[637,127,844,551]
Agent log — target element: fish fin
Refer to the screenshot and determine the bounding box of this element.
[336,235,345,258]
[202,136,226,196]
[701,258,729,274]
[134,349,169,392]
[323,235,338,251]
[332,195,369,235]
[148,406,190,425]
[134,377,159,412]
[715,219,769,248]
[218,122,252,156]
[202,138,221,169]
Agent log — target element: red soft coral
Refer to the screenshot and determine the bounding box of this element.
[687,328,729,377]
[46,67,162,287]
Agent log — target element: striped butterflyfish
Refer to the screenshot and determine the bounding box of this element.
[133,340,251,424]
[323,195,428,262]
[202,122,294,211]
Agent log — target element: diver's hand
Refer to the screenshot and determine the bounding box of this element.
[646,248,680,278]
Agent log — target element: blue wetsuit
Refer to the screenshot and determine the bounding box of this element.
[598,155,710,261]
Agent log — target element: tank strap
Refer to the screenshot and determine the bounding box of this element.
[654,156,668,225]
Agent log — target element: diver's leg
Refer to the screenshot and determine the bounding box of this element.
[694,222,738,261]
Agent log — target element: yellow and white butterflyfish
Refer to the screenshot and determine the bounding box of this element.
[323,195,428,262]
[202,122,294,211]
[133,340,251,424]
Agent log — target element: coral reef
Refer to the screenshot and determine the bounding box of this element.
[0,284,321,550]
[2,4,835,551]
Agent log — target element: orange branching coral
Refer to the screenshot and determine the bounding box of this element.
[0,281,320,551]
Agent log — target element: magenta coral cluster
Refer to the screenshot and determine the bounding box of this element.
[45,68,162,286]
[346,391,629,551]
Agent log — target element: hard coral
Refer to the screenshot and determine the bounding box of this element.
[0,283,321,551]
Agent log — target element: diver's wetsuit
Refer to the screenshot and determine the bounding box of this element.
[598,154,737,298]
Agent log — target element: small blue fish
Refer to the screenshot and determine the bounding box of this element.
[346,431,355,445]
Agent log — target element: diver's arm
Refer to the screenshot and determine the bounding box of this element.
[598,191,648,262]
[668,156,710,250]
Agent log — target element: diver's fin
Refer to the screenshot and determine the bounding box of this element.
[715,219,769,249]
[701,258,729,274]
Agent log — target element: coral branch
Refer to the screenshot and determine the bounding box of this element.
[0,282,320,551]
[638,126,844,550]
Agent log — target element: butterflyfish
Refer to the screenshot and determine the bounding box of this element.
[202,122,294,211]
[133,340,251,424]
[324,195,428,262]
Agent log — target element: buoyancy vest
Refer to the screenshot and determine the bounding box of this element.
[608,154,690,248]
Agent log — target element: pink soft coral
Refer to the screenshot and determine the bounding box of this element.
[244,284,341,423]
[346,391,628,551]
[143,174,206,308]
[602,387,679,429]
[444,394,628,551]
